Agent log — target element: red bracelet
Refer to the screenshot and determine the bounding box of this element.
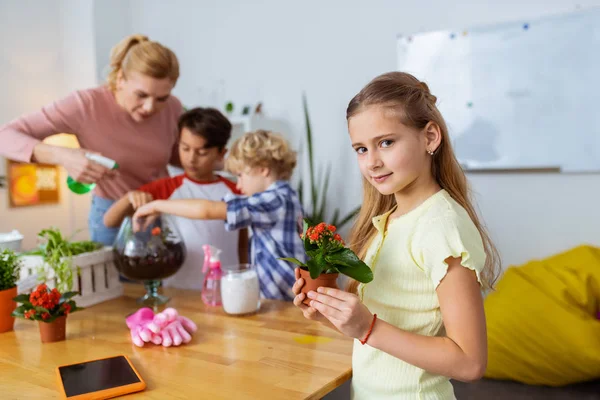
[360,314,377,345]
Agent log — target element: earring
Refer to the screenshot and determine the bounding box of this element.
[427,149,435,155]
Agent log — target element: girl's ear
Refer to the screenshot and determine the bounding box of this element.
[424,122,442,153]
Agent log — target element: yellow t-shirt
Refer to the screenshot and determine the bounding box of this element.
[352,189,486,400]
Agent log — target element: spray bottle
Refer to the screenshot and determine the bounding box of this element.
[67,153,119,194]
[201,244,223,306]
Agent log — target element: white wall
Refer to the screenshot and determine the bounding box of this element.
[0,0,96,249]
[2,0,599,263]
[124,0,600,268]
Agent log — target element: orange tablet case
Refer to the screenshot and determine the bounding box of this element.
[56,355,146,400]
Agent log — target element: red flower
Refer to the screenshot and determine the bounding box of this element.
[151,227,162,236]
[62,303,72,315]
[334,233,345,245]
[29,291,40,306]
[24,310,35,319]
[314,223,326,234]
[327,224,336,233]
[41,312,50,320]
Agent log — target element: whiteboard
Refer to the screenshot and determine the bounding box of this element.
[397,8,600,172]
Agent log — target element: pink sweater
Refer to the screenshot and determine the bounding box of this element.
[0,85,183,200]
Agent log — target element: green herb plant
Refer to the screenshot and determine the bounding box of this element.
[0,249,21,291]
[26,228,102,293]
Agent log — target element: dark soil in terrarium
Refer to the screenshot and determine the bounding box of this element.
[113,241,185,281]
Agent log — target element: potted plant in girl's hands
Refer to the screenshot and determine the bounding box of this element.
[12,283,83,343]
[281,220,373,304]
[0,249,21,333]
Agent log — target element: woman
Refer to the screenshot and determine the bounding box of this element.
[0,34,183,245]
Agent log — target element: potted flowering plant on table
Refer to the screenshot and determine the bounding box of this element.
[281,220,373,304]
[0,249,21,333]
[12,283,82,343]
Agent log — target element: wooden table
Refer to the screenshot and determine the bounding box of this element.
[0,284,352,399]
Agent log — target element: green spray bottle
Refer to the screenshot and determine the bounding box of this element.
[67,153,119,194]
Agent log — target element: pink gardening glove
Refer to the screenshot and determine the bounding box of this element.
[125,307,163,347]
[147,308,198,347]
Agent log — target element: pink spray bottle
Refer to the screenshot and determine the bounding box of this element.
[201,244,223,306]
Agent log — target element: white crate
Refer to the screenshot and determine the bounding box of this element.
[18,247,123,307]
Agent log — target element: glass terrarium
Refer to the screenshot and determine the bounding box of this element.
[112,215,186,306]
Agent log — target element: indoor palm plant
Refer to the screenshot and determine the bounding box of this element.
[282,220,373,304]
[0,249,21,333]
[298,94,360,229]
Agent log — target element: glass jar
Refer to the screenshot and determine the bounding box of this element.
[112,215,186,306]
[221,264,261,315]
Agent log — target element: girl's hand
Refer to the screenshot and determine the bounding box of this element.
[306,287,374,340]
[127,190,153,210]
[292,268,329,324]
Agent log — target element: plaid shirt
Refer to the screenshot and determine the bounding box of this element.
[223,181,306,300]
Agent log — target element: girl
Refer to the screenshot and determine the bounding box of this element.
[0,34,182,245]
[292,71,500,399]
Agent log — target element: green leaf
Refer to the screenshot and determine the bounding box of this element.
[12,294,31,303]
[305,249,320,259]
[60,291,79,301]
[303,219,310,235]
[336,206,361,230]
[306,258,325,280]
[297,176,304,206]
[331,209,340,227]
[13,305,29,314]
[302,93,317,211]
[279,257,306,267]
[325,248,373,283]
[34,306,51,314]
[317,165,331,222]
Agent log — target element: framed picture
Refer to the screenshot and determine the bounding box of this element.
[7,160,60,207]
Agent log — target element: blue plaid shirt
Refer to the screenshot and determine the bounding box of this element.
[223,181,306,300]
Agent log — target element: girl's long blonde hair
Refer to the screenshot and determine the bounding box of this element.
[106,34,180,92]
[346,72,500,293]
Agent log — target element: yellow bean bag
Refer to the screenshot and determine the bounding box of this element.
[484,245,600,386]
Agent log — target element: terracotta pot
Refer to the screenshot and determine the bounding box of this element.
[39,315,67,343]
[0,286,17,333]
[298,268,339,306]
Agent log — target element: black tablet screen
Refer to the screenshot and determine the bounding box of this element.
[58,356,140,397]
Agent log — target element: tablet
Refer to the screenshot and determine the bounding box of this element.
[56,355,146,399]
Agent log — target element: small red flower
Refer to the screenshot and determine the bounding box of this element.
[327,224,336,233]
[62,303,72,315]
[41,312,50,320]
[151,227,162,236]
[24,310,35,319]
[29,292,40,306]
[314,223,326,234]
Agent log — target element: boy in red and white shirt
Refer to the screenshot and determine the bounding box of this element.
[104,108,248,290]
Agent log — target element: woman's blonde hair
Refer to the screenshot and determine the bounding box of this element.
[225,130,297,180]
[106,34,180,92]
[346,72,500,293]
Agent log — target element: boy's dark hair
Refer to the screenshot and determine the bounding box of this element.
[177,107,232,150]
